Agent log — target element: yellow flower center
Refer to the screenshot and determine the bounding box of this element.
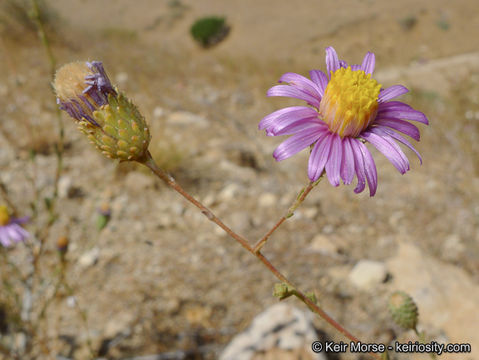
[319,67,382,138]
[0,206,10,226]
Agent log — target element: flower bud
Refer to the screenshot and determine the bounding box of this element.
[54,61,151,162]
[388,291,419,330]
[56,236,69,255]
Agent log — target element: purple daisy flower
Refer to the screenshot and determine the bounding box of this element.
[259,47,428,196]
[0,206,29,248]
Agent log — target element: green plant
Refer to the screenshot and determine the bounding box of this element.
[190,16,230,48]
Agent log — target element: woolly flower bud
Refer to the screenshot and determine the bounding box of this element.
[388,291,418,330]
[54,61,151,161]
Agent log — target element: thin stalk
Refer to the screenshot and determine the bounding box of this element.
[141,152,380,360]
[30,0,64,202]
[253,179,321,253]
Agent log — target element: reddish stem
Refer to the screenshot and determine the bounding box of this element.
[142,152,380,360]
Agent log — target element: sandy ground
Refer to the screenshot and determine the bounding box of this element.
[0,0,479,359]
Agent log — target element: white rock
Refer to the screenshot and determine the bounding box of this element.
[58,176,73,198]
[66,296,77,308]
[153,106,165,119]
[309,234,338,255]
[220,303,325,360]
[258,192,277,207]
[78,247,100,268]
[349,260,387,290]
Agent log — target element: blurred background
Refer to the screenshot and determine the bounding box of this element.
[0,0,478,359]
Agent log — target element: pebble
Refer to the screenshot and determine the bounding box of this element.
[153,106,166,119]
[104,312,135,338]
[78,247,100,268]
[349,260,387,290]
[218,183,242,202]
[258,193,277,207]
[220,303,325,360]
[309,234,338,255]
[58,176,73,198]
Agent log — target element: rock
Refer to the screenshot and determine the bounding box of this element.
[321,224,334,235]
[309,234,338,255]
[442,234,465,261]
[104,311,135,338]
[66,296,76,308]
[349,260,387,290]
[301,206,318,219]
[58,176,83,198]
[166,111,209,128]
[218,183,242,202]
[387,243,479,359]
[58,176,73,198]
[258,193,277,207]
[78,247,100,268]
[375,52,479,97]
[153,106,165,119]
[220,303,325,360]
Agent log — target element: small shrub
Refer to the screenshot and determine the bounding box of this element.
[190,16,230,48]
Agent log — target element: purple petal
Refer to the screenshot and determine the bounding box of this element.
[308,132,333,181]
[350,64,362,71]
[0,231,11,247]
[273,119,326,136]
[361,131,409,174]
[340,137,355,185]
[361,52,375,75]
[377,108,429,125]
[357,141,378,196]
[273,127,323,161]
[267,85,321,108]
[378,85,409,103]
[6,225,23,242]
[11,216,29,225]
[308,70,328,97]
[259,106,318,131]
[350,139,366,194]
[325,47,340,76]
[377,101,412,111]
[279,73,322,99]
[259,106,315,130]
[374,118,420,141]
[339,60,348,68]
[325,135,342,186]
[371,126,422,164]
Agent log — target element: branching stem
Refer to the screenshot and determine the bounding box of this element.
[142,152,379,360]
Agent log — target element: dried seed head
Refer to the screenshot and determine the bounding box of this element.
[53,61,151,162]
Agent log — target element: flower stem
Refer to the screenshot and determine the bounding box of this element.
[253,177,322,253]
[141,152,379,359]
